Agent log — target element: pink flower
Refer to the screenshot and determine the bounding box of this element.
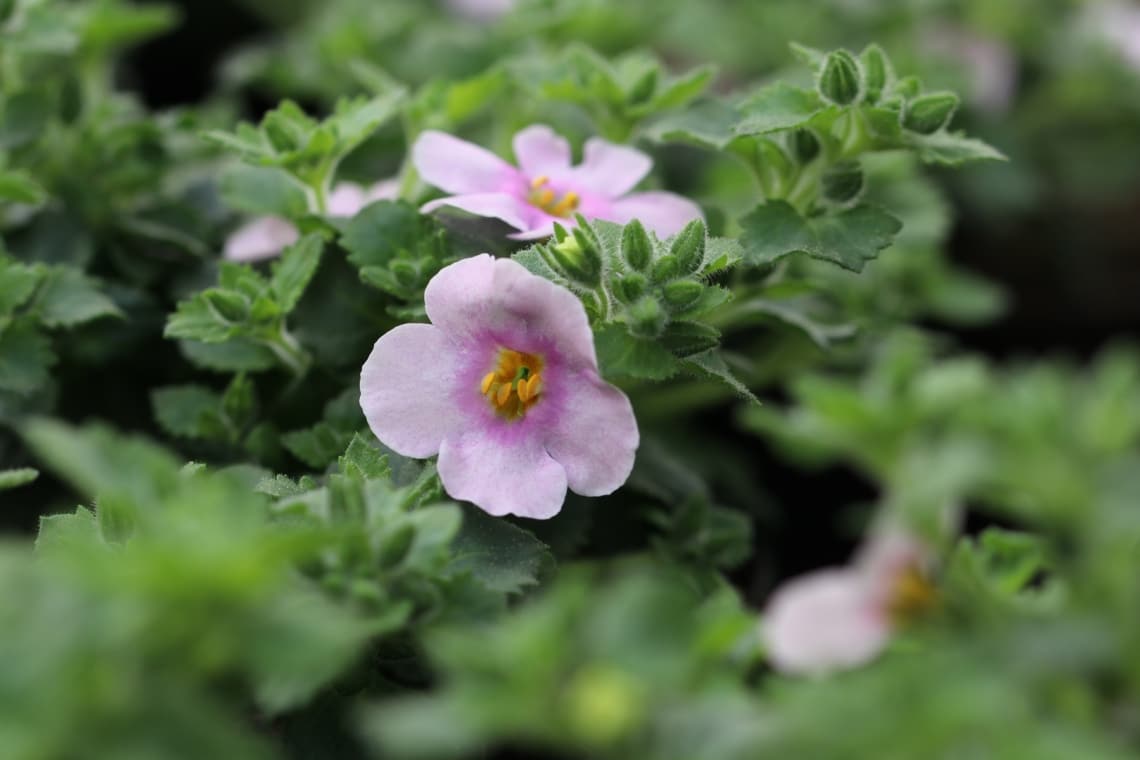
[446,0,514,22]
[1087,3,1140,70]
[412,125,703,241]
[359,254,639,518]
[762,530,934,675]
[224,179,398,262]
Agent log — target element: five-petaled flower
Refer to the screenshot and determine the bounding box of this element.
[762,530,936,675]
[359,254,639,518]
[224,180,397,262]
[412,124,703,241]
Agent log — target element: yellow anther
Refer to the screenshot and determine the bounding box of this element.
[481,372,496,395]
[496,383,512,406]
[531,174,550,189]
[537,188,556,207]
[480,348,546,421]
[528,374,543,399]
[517,379,531,403]
[549,191,580,217]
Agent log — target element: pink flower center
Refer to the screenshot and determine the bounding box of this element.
[887,565,937,623]
[481,348,545,421]
[527,175,581,218]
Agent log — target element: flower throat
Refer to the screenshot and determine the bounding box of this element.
[528,175,580,218]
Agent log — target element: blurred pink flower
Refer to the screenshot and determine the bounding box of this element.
[762,530,934,675]
[446,0,514,22]
[224,180,398,263]
[1088,2,1140,70]
[360,254,639,518]
[413,125,703,240]
[923,25,1017,114]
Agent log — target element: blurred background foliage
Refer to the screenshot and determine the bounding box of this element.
[2,0,1140,757]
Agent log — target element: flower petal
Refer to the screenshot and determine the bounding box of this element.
[569,138,652,197]
[327,182,368,217]
[607,192,704,238]
[421,192,537,233]
[364,179,400,203]
[360,323,460,459]
[438,429,568,518]
[424,255,598,370]
[223,216,300,263]
[543,372,638,496]
[513,124,572,179]
[762,569,891,675]
[413,130,522,195]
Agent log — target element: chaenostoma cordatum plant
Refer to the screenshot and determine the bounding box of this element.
[2,1,1139,758]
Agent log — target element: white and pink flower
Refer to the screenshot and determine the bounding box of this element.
[412,125,703,241]
[224,179,398,263]
[359,254,639,519]
[762,530,935,675]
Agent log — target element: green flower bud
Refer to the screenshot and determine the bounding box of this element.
[650,254,680,283]
[628,67,659,105]
[550,230,602,288]
[661,279,704,311]
[860,44,892,103]
[620,219,653,272]
[612,272,648,304]
[902,91,959,135]
[263,113,302,153]
[821,160,864,205]
[818,50,862,106]
[878,94,904,113]
[628,296,667,338]
[391,260,419,288]
[894,75,921,100]
[791,128,821,164]
[205,290,249,323]
[669,219,706,275]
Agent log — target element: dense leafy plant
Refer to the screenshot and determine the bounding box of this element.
[2,0,1139,758]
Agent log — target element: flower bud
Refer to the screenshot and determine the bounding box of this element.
[628,296,667,338]
[791,129,821,164]
[661,279,704,311]
[822,160,864,205]
[894,76,921,100]
[650,254,680,283]
[902,92,959,135]
[391,260,419,288]
[612,272,648,304]
[860,44,891,103]
[818,50,862,106]
[620,219,653,272]
[669,219,706,275]
[263,113,302,153]
[628,67,659,105]
[551,230,602,288]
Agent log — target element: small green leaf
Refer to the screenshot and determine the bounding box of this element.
[339,434,391,481]
[681,349,758,405]
[35,506,101,553]
[908,131,1007,166]
[450,505,554,594]
[0,168,48,204]
[151,385,224,440]
[0,320,54,395]
[0,467,38,490]
[739,200,901,272]
[33,267,122,327]
[644,100,740,150]
[0,90,53,149]
[734,83,825,136]
[220,165,310,217]
[594,325,679,381]
[270,234,324,313]
[0,258,42,314]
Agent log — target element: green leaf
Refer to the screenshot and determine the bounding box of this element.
[0,90,53,149]
[681,349,759,405]
[284,423,357,470]
[341,201,434,270]
[219,165,310,217]
[165,293,240,343]
[338,434,390,481]
[180,338,278,373]
[739,200,901,272]
[35,506,101,553]
[594,325,680,381]
[734,83,825,136]
[908,131,1007,166]
[270,234,324,313]
[644,100,740,150]
[0,168,48,204]
[33,267,123,327]
[0,467,38,490]
[151,385,225,440]
[450,506,554,594]
[0,258,42,314]
[0,320,55,395]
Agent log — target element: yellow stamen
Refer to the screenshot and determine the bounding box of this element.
[531,174,550,189]
[537,188,556,207]
[479,347,546,421]
[888,566,938,622]
[549,191,580,217]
